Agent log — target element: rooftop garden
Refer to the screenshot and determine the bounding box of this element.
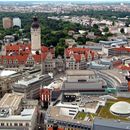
[97,98,130,121]
[75,112,86,120]
[75,112,96,121]
[74,97,130,122]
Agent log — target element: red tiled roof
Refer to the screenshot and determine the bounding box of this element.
[41,45,49,52]
[33,53,47,63]
[0,51,49,65]
[65,47,90,54]
[117,64,130,70]
[65,47,96,62]
[73,53,81,62]
[41,46,55,54]
[5,44,55,55]
[113,47,130,52]
[6,45,19,52]
[6,43,31,51]
[0,43,55,64]
[0,43,55,65]
[6,43,32,56]
[0,55,28,64]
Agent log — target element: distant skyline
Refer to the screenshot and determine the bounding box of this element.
[0,0,130,2]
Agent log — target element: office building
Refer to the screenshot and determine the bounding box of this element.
[0,93,38,130]
[108,46,130,56]
[12,74,52,99]
[13,17,21,28]
[62,70,107,94]
[3,17,12,29]
[93,118,130,130]
[0,70,22,98]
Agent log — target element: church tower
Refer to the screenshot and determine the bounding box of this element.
[31,16,41,52]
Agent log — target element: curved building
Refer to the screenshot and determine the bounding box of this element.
[110,101,130,116]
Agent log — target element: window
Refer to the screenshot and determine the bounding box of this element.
[14,59,18,64]
[69,113,75,115]
[3,59,7,64]
[78,80,86,82]
[14,123,18,126]
[0,92,2,98]
[26,123,29,126]
[9,60,12,64]
[19,123,23,126]
[1,123,4,126]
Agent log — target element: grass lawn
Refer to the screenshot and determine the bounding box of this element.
[75,112,86,120]
[75,112,97,121]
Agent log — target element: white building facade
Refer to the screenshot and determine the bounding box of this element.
[13,17,21,28]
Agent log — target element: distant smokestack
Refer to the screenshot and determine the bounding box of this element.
[53,123,58,130]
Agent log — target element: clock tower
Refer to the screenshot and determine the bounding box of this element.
[31,16,41,52]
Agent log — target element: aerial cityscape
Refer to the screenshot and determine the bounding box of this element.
[0,0,130,130]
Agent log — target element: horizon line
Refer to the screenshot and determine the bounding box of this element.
[0,0,130,3]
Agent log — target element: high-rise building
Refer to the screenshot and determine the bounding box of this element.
[2,17,12,29]
[31,16,41,52]
[13,17,21,28]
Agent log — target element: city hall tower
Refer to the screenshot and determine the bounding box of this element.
[31,16,41,52]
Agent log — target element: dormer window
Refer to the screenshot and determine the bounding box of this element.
[14,59,18,64]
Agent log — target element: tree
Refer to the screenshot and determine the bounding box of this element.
[77,37,86,45]
[93,24,99,29]
[59,38,65,46]
[103,27,109,32]
[112,21,115,26]
[120,28,125,34]
[55,46,65,57]
[94,30,102,36]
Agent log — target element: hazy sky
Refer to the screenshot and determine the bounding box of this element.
[0,0,129,1]
[0,0,130,3]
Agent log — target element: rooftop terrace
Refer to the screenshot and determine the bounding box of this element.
[0,93,24,110]
[97,97,130,121]
[66,70,95,76]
